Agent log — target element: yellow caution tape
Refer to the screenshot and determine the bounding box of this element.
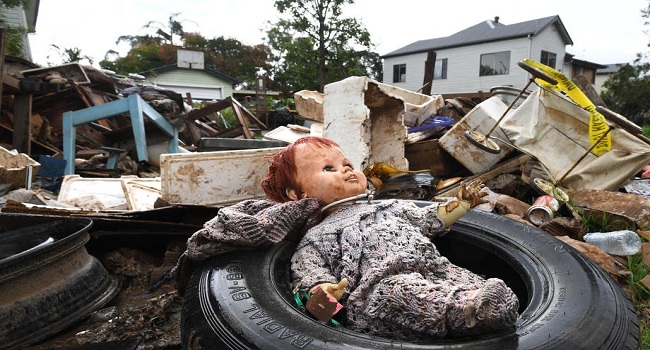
[523,59,611,155]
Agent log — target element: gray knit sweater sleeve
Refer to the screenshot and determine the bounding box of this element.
[185,198,321,261]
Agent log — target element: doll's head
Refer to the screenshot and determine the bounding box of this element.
[261,136,367,205]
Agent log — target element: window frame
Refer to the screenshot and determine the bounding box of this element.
[479,51,511,76]
[392,64,406,83]
[541,51,557,69]
[433,58,448,80]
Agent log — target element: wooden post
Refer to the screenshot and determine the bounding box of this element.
[421,50,436,95]
[0,27,5,119]
[12,94,32,154]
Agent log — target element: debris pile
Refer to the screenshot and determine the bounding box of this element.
[1,59,650,348]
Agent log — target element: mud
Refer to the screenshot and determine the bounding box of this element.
[27,241,186,350]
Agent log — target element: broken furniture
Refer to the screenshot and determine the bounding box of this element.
[438,96,515,174]
[184,96,269,146]
[62,93,180,175]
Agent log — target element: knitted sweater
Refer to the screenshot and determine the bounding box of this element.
[291,199,519,339]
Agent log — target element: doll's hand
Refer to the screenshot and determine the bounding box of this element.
[312,278,348,301]
[457,179,488,208]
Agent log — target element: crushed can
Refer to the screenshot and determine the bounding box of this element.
[527,195,559,226]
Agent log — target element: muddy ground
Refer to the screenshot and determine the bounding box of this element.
[26,237,187,350]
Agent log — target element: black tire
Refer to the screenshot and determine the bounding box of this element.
[181,209,639,350]
[0,215,120,350]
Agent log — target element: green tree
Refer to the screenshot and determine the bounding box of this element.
[599,2,650,126]
[185,34,271,89]
[269,0,381,93]
[600,56,650,126]
[47,45,94,65]
[100,14,270,89]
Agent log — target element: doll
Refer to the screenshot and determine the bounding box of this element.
[261,136,519,340]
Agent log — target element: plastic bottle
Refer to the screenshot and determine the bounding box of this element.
[583,230,642,256]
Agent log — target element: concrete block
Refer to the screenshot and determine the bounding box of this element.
[295,90,324,122]
[323,76,443,171]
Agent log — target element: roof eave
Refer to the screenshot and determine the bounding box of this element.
[140,64,239,85]
[381,35,532,59]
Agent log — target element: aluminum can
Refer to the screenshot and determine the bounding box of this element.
[527,195,559,226]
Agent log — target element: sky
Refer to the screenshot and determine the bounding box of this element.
[29,0,650,68]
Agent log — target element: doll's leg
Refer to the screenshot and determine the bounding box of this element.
[362,273,518,339]
[467,278,519,333]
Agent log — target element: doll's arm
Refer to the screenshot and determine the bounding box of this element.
[437,180,487,227]
[402,180,487,237]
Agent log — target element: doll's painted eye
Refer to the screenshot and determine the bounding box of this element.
[323,165,334,172]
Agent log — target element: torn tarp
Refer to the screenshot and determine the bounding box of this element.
[501,87,650,191]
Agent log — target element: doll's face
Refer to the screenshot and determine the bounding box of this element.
[287,144,367,206]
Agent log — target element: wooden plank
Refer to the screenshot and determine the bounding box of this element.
[231,97,268,129]
[573,75,607,108]
[186,98,233,120]
[181,119,202,146]
[232,102,253,139]
[0,28,5,118]
[1,73,20,91]
[436,154,532,197]
[213,125,244,138]
[194,119,219,136]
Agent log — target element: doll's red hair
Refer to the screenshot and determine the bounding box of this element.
[261,136,340,202]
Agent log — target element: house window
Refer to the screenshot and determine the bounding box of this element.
[434,58,447,80]
[393,64,406,83]
[541,51,557,68]
[479,51,511,76]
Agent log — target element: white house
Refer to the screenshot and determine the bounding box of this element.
[595,63,625,93]
[141,49,239,102]
[381,15,599,101]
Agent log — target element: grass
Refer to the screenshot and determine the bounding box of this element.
[576,184,650,346]
[629,253,650,348]
[635,125,650,347]
[621,119,649,346]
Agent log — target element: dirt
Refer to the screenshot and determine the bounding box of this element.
[26,242,186,350]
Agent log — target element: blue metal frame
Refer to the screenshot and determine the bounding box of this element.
[63,94,179,174]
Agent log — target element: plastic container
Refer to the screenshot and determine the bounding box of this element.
[583,230,642,256]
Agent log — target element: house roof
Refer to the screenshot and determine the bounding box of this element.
[382,15,573,59]
[140,64,239,85]
[597,63,626,74]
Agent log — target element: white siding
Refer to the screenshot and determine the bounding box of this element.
[529,25,568,73]
[595,73,612,93]
[383,52,428,92]
[382,25,568,96]
[145,69,234,101]
[1,5,32,60]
